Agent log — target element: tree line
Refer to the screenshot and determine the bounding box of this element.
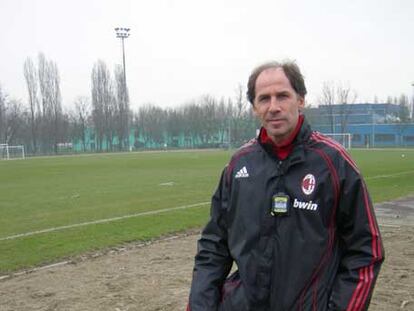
[0,54,412,155]
[0,53,258,155]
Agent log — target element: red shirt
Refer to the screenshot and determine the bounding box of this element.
[259,115,304,160]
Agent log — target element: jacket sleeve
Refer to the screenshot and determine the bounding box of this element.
[187,168,233,311]
[328,161,384,311]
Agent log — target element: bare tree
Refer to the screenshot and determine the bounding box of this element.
[38,53,49,118]
[185,101,203,147]
[74,96,91,151]
[319,81,357,134]
[319,81,336,133]
[386,96,393,104]
[397,94,410,123]
[165,108,184,147]
[50,61,63,152]
[198,95,218,145]
[0,98,24,145]
[336,82,357,134]
[23,57,40,153]
[37,53,49,151]
[37,53,63,154]
[180,103,198,148]
[226,98,234,147]
[231,84,244,145]
[91,60,116,151]
[135,104,165,147]
[216,97,229,145]
[59,110,72,150]
[114,64,130,150]
[394,94,411,145]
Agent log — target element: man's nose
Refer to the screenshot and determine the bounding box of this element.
[268,96,281,112]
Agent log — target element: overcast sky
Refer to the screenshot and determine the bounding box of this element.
[1,0,413,111]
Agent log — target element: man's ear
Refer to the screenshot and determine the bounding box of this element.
[298,96,305,112]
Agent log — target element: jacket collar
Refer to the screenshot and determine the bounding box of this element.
[258,115,311,163]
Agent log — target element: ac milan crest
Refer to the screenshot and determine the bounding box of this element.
[302,174,316,195]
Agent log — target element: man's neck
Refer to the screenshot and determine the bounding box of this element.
[259,115,304,160]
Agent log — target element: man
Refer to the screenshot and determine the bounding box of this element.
[187,61,384,311]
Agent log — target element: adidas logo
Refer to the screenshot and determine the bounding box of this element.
[235,166,249,178]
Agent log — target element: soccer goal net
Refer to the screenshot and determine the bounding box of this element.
[323,133,352,149]
[0,144,26,160]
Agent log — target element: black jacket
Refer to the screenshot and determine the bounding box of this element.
[188,119,384,311]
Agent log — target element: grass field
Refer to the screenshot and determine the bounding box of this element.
[0,148,413,274]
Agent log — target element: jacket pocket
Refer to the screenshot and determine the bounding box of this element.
[218,271,249,311]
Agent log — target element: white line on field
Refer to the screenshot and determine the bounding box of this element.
[159,182,175,186]
[378,223,401,228]
[365,170,414,180]
[0,202,210,241]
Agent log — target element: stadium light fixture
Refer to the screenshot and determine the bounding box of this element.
[114,27,131,150]
[114,27,130,90]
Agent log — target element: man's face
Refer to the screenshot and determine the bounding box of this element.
[253,67,304,145]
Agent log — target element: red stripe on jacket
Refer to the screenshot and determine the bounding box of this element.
[311,132,382,311]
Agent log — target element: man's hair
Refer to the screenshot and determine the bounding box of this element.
[246,60,307,105]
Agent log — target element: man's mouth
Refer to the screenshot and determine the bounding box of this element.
[267,119,284,124]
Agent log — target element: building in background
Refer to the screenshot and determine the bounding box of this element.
[305,103,414,148]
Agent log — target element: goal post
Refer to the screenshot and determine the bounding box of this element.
[0,144,25,160]
[322,133,352,149]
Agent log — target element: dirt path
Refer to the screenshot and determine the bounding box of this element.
[1,198,413,311]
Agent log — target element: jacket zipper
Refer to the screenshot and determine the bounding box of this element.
[269,160,285,310]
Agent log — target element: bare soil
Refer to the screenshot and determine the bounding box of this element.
[0,201,413,311]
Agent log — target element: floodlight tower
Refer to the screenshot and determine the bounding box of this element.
[115,27,130,150]
[114,27,130,89]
